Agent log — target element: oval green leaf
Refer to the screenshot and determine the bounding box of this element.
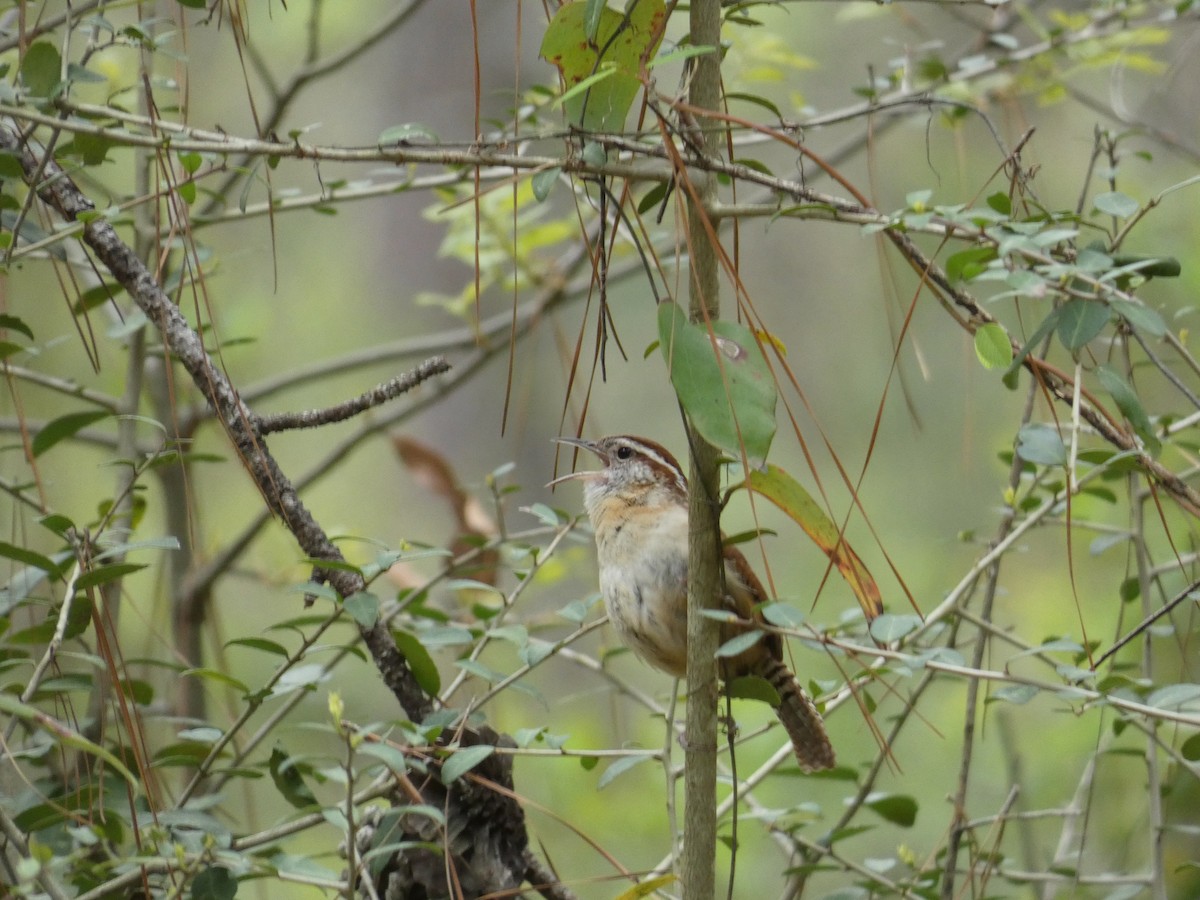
[868,613,920,643]
[597,752,653,790]
[393,628,442,696]
[1056,298,1110,352]
[716,630,764,658]
[531,167,561,201]
[865,792,918,827]
[657,301,777,462]
[441,744,494,784]
[1109,299,1166,337]
[1093,191,1139,219]
[343,590,380,628]
[973,322,1013,370]
[1015,423,1066,467]
[20,42,62,98]
[269,744,319,810]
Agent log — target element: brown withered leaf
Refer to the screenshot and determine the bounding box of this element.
[391,436,500,588]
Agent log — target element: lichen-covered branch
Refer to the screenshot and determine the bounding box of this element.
[0,120,567,899]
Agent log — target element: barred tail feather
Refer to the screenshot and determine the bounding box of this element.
[757,658,835,772]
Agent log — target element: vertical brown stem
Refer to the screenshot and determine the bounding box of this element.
[682,0,723,896]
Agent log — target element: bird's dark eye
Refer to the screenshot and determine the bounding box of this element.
[616,445,633,460]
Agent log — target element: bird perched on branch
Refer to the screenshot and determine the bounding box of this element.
[551,434,834,772]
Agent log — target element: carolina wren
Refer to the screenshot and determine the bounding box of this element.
[552,434,835,772]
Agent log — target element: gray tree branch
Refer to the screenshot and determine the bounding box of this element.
[0,120,571,900]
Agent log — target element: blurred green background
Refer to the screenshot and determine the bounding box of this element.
[4,0,1200,897]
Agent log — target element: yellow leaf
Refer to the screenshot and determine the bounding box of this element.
[614,873,676,900]
[746,464,883,620]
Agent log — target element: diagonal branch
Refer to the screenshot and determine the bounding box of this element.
[0,120,572,900]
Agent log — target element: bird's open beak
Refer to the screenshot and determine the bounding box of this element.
[546,436,602,488]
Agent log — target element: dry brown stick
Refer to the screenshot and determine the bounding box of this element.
[255,361,450,435]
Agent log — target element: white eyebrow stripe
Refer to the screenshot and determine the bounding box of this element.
[615,436,688,495]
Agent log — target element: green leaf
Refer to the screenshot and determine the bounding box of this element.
[716,631,764,658]
[358,741,411,773]
[540,0,666,132]
[724,90,782,118]
[986,192,1012,215]
[725,674,780,706]
[990,684,1038,705]
[190,866,237,900]
[868,614,920,643]
[614,874,677,899]
[1145,683,1200,710]
[1002,307,1061,388]
[65,62,106,85]
[182,667,250,693]
[581,140,607,167]
[0,541,60,575]
[558,594,600,623]
[973,323,1013,370]
[343,590,380,627]
[32,410,112,457]
[0,151,24,179]
[269,744,319,809]
[1056,299,1110,352]
[1109,254,1180,279]
[1093,191,1139,219]
[1118,576,1140,603]
[0,559,65,613]
[584,0,606,40]
[597,752,653,789]
[657,300,777,462]
[20,42,61,98]
[1182,732,1200,761]
[38,513,75,538]
[745,464,882,621]
[0,314,34,340]
[393,629,441,696]
[1109,299,1166,337]
[647,44,718,69]
[0,341,27,361]
[760,602,804,629]
[519,637,556,667]
[531,167,561,201]
[441,744,494,784]
[226,636,289,657]
[864,792,918,827]
[637,181,669,215]
[378,122,439,144]
[1015,423,1066,467]
[75,562,147,591]
[0,692,140,789]
[73,283,124,315]
[905,189,932,211]
[456,658,505,683]
[1095,366,1159,454]
[946,246,996,283]
[175,0,209,8]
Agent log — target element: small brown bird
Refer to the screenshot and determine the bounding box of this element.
[552,434,835,772]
